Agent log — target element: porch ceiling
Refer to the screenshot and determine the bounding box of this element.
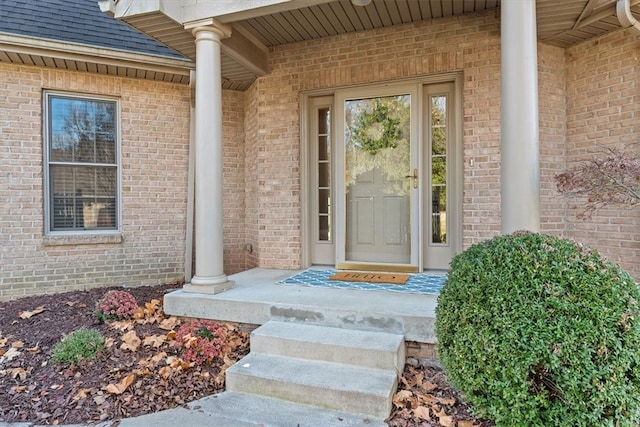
[120,0,638,91]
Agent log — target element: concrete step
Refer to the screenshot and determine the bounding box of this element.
[113,391,387,427]
[251,320,405,371]
[226,352,398,419]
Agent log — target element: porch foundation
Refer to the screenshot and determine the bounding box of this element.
[164,268,439,344]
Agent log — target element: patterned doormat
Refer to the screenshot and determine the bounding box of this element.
[278,269,446,295]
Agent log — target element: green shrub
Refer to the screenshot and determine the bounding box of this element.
[52,329,105,365]
[435,231,640,426]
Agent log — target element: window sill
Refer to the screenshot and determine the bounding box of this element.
[43,233,123,246]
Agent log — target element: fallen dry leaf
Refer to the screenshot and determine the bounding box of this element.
[10,367,28,381]
[393,389,414,405]
[437,396,456,406]
[133,367,151,377]
[18,306,45,319]
[416,391,438,406]
[182,335,198,349]
[142,334,166,348]
[413,405,431,420]
[144,299,161,314]
[10,385,28,393]
[434,408,454,426]
[150,351,168,364]
[422,380,439,391]
[158,366,173,379]
[110,320,134,332]
[169,357,192,370]
[120,330,141,352]
[72,388,95,401]
[158,317,180,331]
[105,373,135,395]
[457,421,480,427]
[0,347,21,364]
[0,337,7,347]
[11,341,24,349]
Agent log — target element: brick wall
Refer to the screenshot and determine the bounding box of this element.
[0,64,191,299]
[221,90,246,274]
[243,83,260,269]
[538,43,568,236]
[565,28,640,279]
[245,10,569,269]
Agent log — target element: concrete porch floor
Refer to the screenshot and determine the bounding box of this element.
[163,268,439,343]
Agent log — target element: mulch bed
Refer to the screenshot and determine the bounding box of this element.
[0,283,492,426]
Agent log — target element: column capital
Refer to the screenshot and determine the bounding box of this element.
[184,18,232,40]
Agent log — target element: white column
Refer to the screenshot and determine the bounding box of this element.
[500,0,540,234]
[183,24,234,294]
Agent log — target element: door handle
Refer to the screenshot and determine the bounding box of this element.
[404,169,418,189]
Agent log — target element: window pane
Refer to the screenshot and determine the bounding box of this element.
[319,216,330,241]
[318,162,330,188]
[318,188,330,214]
[50,165,117,231]
[317,106,331,242]
[49,97,116,164]
[318,135,329,161]
[318,108,330,135]
[431,95,447,244]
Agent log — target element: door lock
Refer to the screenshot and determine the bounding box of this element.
[404,169,418,189]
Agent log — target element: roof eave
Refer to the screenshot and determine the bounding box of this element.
[0,32,194,83]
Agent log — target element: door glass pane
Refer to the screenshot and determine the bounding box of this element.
[344,95,411,263]
[431,95,447,244]
[317,107,331,242]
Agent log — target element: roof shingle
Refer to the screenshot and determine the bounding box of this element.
[0,0,186,60]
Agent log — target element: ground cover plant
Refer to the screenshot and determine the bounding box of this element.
[52,329,105,365]
[436,231,640,426]
[0,282,491,426]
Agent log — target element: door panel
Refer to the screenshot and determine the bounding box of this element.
[336,86,419,271]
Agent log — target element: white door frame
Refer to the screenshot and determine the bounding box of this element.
[301,73,463,271]
[334,83,421,272]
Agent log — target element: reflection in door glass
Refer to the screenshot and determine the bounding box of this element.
[431,95,447,244]
[317,108,331,241]
[344,95,411,264]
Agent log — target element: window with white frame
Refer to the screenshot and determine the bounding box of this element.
[44,92,119,233]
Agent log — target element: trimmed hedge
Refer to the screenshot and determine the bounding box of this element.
[435,231,640,426]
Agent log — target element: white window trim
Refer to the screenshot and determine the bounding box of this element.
[42,90,123,238]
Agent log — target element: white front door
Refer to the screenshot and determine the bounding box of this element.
[335,85,420,272]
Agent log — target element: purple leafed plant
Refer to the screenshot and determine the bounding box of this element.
[555,148,640,218]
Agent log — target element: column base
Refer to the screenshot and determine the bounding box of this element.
[183,274,235,295]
